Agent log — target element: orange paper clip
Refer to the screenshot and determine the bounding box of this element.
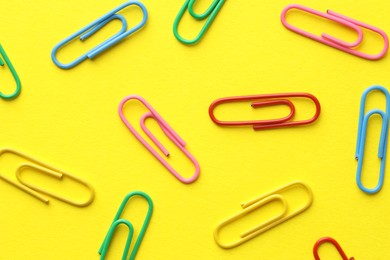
[209,92,321,130]
[313,237,354,260]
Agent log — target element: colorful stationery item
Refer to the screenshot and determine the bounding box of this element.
[214,181,313,249]
[0,148,95,207]
[209,92,320,130]
[52,1,148,69]
[356,85,389,194]
[281,4,389,60]
[118,95,200,184]
[173,0,225,44]
[99,191,153,260]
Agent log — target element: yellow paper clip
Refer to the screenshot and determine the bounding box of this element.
[214,181,313,249]
[0,148,95,207]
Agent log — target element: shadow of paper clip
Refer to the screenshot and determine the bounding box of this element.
[214,181,313,249]
[0,148,95,207]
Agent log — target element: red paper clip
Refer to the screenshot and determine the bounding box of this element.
[313,237,354,260]
[208,92,320,130]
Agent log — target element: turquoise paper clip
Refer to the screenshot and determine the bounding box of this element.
[355,85,390,194]
[98,191,153,260]
[0,45,21,99]
[173,0,225,44]
[51,1,148,69]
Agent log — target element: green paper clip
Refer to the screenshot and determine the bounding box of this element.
[0,45,21,99]
[99,191,153,260]
[173,0,225,44]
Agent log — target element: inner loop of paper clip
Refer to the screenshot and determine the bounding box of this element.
[118,95,200,184]
[214,181,313,249]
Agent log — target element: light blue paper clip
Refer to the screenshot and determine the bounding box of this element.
[355,85,390,194]
[51,1,148,69]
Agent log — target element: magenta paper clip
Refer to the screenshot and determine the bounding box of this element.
[118,95,200,184]
[281,4,389,60]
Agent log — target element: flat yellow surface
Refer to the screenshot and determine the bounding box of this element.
[0,0,389,259]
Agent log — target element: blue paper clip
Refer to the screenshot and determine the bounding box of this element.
[355,85,390,194]
[51,1,148,69]
[0,45,21,99]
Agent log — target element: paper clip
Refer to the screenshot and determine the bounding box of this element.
[281,4,389,60]
[0,45,21,99]
[173,0,225,44]
[0,148,95,207]
[313,237,354,260]
[209,93,321,130]
[214,181,313,249]
[355,86,390,194]
[99,191,153,260]
[51,1,148,69]
[118,95,200,184]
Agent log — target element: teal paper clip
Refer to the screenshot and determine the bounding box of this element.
[99,191,153,260]
[355,85,390,194]
[0,45,21,99]
[51,1,148,69]
[173,0,225,44]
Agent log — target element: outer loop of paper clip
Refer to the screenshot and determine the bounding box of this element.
[0,45,21,99]
[281,4,389,60]
[51,1,148,69]
[214,181,313,249]
[313,237,354,260]
[0,148,95,207]
[118,95,200,184]
[173,0,225,44]
[209,92,320,130]
[355,86,390,194]
[99,191,153,260]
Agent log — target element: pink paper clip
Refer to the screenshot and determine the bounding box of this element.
[281,4,389,60]
[118,95,200,184]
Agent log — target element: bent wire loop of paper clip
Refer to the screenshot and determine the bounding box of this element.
[51,1,148,69]
[173,0,225,44]
[214,181,313,249]
[209,92,321,130]
[98,191,153,260]
[281,4,389,60]
[313,237,354,260]
[0,149,95,207]
[355,85,390,194]
[118,95,200,184]
[0,45,21,99]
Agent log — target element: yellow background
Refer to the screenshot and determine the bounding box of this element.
[0,0,389,259]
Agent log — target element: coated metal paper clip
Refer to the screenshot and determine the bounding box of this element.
[281,4,389,60]
[99,191,153,260]
[173,0,225,44]
[0,45,21,99]
[51,1,148,69]
[214,181,313,249]
[355,85,390,194]
[209,92,321,130]
[0,149,95,207]
[119,95,200,184]
[313,237,354,260]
